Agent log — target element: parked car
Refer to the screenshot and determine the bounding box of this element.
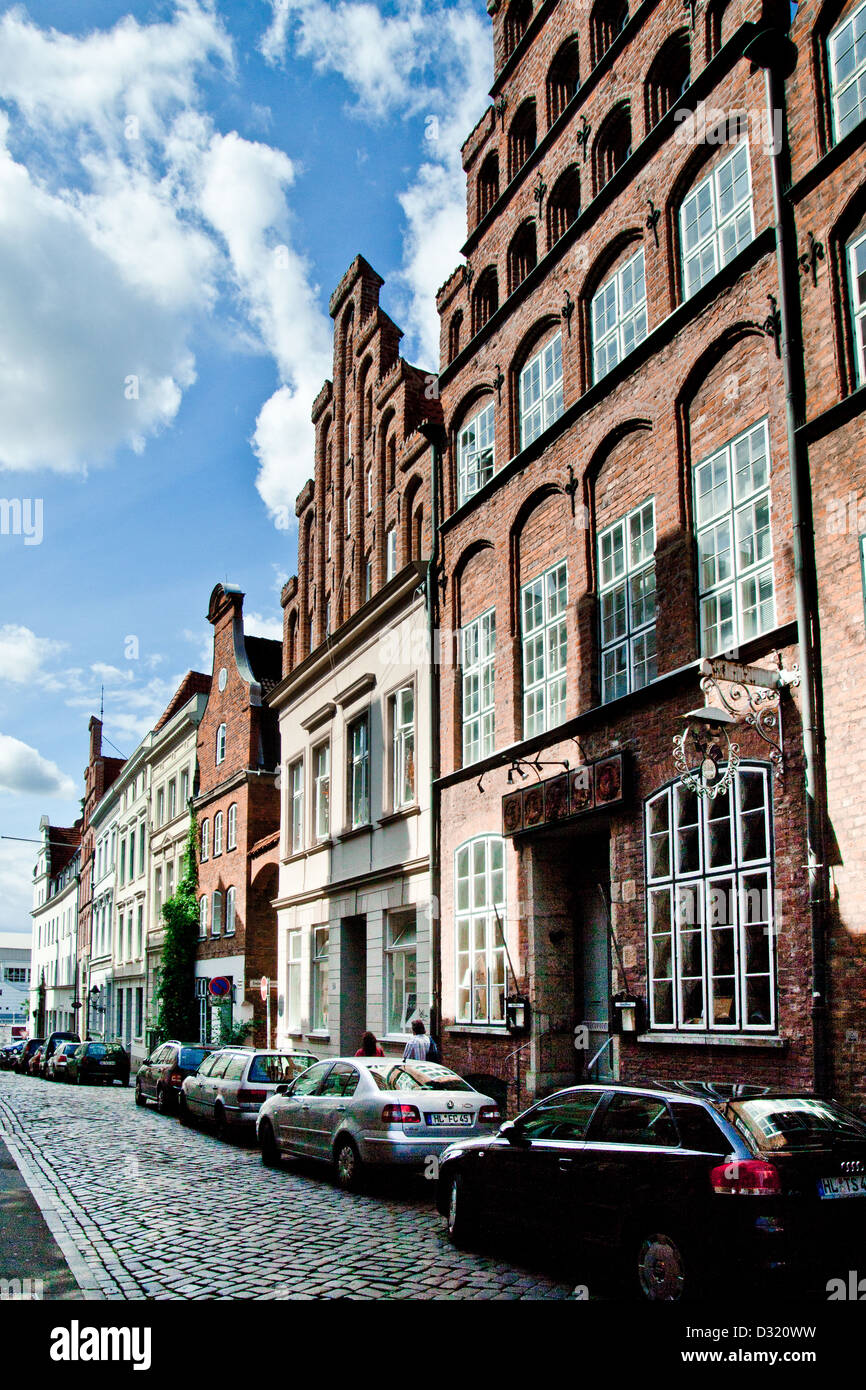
[135,1041,215,1113]
[0,1041,24,1070]
[67,1041,130,1086]
[15,1038,44,1074]
[256,1058,501,1190]
[436,1082,866,1301]
[179,1049,319,1138]
[40,1031,80,1076]
[46,1040,83,1081]
[27,1046,45,1077]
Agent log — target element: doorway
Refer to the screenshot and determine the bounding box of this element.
[339,915,367,1054]
[572,833,613,1082]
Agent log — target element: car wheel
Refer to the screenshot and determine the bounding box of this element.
[635,1228,693,1303]
[446,1173,477,1247]
[156,1085,171,1115]
[334,1137,362,1192]
[177,1093,191,1126]
[134,1082,147,1107]
[259,1121,280,1169]
[214,1104,229,1142]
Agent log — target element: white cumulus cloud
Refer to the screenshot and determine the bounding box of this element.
[0,625,67,685]
[0,733,77,799]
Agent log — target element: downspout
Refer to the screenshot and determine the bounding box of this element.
[419,420,447,1045]
[744,30,831,1094]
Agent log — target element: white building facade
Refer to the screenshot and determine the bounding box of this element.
[0,932,32,1042]
[30,818,81,1037]
[111,742,151,1065]
[86,782,121,1041]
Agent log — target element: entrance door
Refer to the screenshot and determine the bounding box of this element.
[339,915,367,1055]
[573,837,613,1082]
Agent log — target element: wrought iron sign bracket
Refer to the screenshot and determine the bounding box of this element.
[698,654,800,780]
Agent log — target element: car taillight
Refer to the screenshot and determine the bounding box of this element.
[478,1105,500,1123]
[238,1089,267,1104]
[711,1158,781,1196]
[381,1104,421,1124]
[169,1072,183,1085]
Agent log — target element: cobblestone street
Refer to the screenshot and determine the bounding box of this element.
[0,1072,577,1300]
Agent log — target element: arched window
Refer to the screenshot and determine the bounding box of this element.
[519,332,564,448]
[213,811,223,856]
[200,819,209,862]
[455,836,506,1024]
[211,890,223,936]
[591,0,628,68]
[593,103,631,195]
[457,398,496,505]
[547,164,580,249]
[364,385,373,436]
[215,723,227,766]
[645,31,690,131]
[387,434,397,489]
[448,310,463,363]
[199,895,208,937]
[680,141,753,300]
[848,228,866,385]
[412,504,424,558]
[705,0,730,60]
[477,151,499,219]
[591,245,647,382]
[547,36,580,126]
[225,886,236,935]
[508,221,537,294]
[508,99,537,181]
[503,0,531,59]
[227,803,237,850]
[472,267,499,334]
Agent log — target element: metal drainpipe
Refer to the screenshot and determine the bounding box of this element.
[419,420,447,1046]
[744,31,830,1094]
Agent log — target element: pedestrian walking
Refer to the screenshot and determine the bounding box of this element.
[355,1031,384,1057]
[402,1017,439,1062]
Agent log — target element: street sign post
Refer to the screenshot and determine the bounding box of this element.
[261,977,270,1049]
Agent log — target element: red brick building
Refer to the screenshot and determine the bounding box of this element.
[431,0,866,1110]
[193,584,282,1045]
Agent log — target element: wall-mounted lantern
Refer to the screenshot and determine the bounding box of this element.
[505,994,530,1035]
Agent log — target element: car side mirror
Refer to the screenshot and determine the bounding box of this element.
[275,1084,289,1095]
[499,1120,528,1147]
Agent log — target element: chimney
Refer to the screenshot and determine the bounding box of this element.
[88,716,103,763]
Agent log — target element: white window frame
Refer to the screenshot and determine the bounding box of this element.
[168,779,176,820]
[385,912,418,1035]
[289,759,304,854]
[695,418,775,656]
[645,766,775,1033]
[346,489,352,537]
[199,895,208,938]
[365,466,373,514]
[348,714,371,828]
[390,685,415,810]
[457,400,495,506]
[216,724,227,765]
[287,930,302,1032]
[213,811,223,857]
[519,333,564,448]
[311,926,329,1033]
[591,247,647,382]
[225,886,236,936]
[200,819,209,862]
[830,0,866,141]
[462,608,496,765]
[521,560,568,737]
[455,836,507,1026]
[598,499,657,702]
[313,743,330,842]
[156,789,164,827]
[211,890,223,937]
[227,803,237,851]
[848,229,866,387]
[386,527,397,580]
[680,141,754,301]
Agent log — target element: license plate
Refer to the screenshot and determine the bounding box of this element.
[817,1174,866,1199]
[427,1113,473,1126]
[99,1061,114,1068]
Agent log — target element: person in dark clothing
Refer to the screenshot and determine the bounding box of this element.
[355,1031,385,1057]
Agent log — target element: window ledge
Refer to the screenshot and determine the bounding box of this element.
[338,823,373,843]
[308,1032,330,1041]
[378,805,421,828]
[636,1032,787,1049]
[445,1024,509,1038]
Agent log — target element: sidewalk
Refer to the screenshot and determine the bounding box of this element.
[0,1135,84,1300]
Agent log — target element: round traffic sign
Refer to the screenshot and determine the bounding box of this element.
[209,976,231,999]
[260,976,269,1002]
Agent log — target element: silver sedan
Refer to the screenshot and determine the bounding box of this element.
[179,1048,319,1139]
[256,1057,501,1189]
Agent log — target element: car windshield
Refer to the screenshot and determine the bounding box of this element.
[248,1054,310,1083]
[86,1044,108,1057]
[365,1062,475,1093]
[179,1048,209,1070]
[724,1097,866,1151]
[62,1044,79,1055]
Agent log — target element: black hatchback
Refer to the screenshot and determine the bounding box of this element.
[135,1041,215,1113]
[67,1041,130,1086]
[437,1082,866,1301]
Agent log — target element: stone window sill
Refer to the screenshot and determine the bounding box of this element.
[636,1032,787,1049]
[378,805,420,828]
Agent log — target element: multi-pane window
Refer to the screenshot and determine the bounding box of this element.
[522,561,568,737]
[462,609,496,764]
[119,838,126,886]
[830,0,866,140]
[216,724,227,764]
[365,556,373,601]
[386,527,397,580]
[592,247,647,382]
[314,743,330,841]
[598,499,657,702]
[199,896,208,938]
[168,780,177,820]
[227,803,237,851]
[457,401,495,506]
[848,230,866,386]
[311,926,329,1032]
[695,419,775,655]
[646,766,775,1032]
[213,811,223,856]
[180,769,189,805]
[391,685,415,808]
[138,822,145,875]
[519,334,564,448]
[680,142,753,300]
[225,886,236,935]
[200,819,209,862]
[455,837,507,1025]
[212,890,223,936]
[156,789,165,827]
[287,931,302,1031]
[289,759,304,853]
[385,913,418,1034]
[348,715,370,828]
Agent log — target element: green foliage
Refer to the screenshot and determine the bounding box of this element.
[222,1020,253,1046]
[154,809,200,1044]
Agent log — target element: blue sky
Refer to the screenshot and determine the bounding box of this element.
[0,0,492,931]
